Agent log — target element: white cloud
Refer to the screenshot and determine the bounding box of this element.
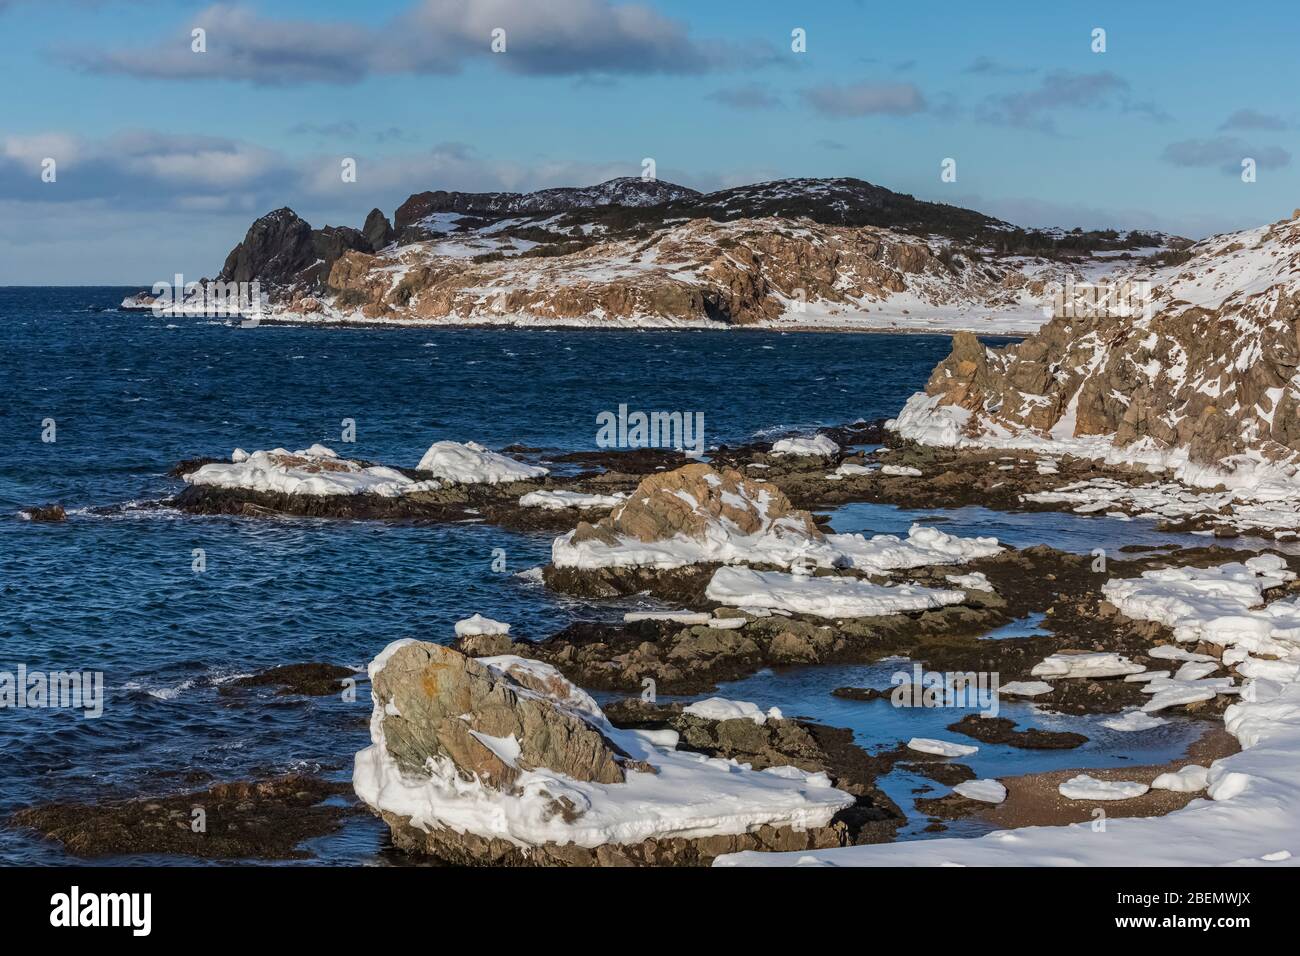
[72,0,776,84]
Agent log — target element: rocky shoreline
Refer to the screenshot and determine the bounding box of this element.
[16,398,1300,865]
[14,463,1289,864]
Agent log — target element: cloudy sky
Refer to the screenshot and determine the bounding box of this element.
[2,0,1298,283]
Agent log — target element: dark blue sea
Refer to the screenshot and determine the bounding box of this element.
[0,288,1217,864]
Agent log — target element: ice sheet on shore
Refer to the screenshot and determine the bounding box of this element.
[826,524,1002,575]
[945,571,994,591]
[554,518,999,574]
[907,737,978,757]
[353,643,852,849]
[1058,774,1149,800]
[518,490,626,510]
[828,462,876,479]
[771,434,839,457]
[1099,710,1169,732]
[1031,652,1145,679]
[1102,554,1299,657]
[1151,764,1210,793]
[705,567,966,619]
[417,441,548,484]
[716,557,1300,867]
[683,697,782,724]
[953,779,1006,803]
[185,445,442,498]
[999,680,1054,697]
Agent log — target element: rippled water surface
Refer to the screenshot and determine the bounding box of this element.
[0,288,1223,864]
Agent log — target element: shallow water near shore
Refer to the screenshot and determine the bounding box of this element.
[0,287,1254,864]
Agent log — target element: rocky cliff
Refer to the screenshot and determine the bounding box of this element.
[894,210,1300,472]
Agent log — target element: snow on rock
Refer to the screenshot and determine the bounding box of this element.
[683,697,783,724]
[1030,652,1146,679]
[1058,774,1150,801]
[881,464,923,477]
[1148,645,1218,663]
[1151,764,1211,793]
[1102,555,1298,657]
[551,463,829,570]
[185,446,442,498]
[945,571,994,591]
[416,441,548,484]
[518,490,626,510]
[771,434,840,458]
[828,462,876,479]
[906,737,978,758]
[706,566,965,619]
[353,640,852,851]
[953,779,1006,804]
[826,524,1002,575]
[1022,475,1300,537]
[1099,710,1169,732]
[551,464,1002,576]
[454,614,511,637]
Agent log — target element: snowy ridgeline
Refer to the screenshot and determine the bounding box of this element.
[353,644,852,848]
[183,441,548,496]
[718,555,1300,867]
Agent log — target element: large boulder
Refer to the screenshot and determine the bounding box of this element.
[353,640,856,865]
[571,462,822,549]
[367,641,626,790]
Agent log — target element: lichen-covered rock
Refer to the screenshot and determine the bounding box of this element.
[570,461,822,548]
[372,642,626,789]
[356,641,858,865]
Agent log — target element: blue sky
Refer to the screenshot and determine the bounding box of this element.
[2,0,1298,283]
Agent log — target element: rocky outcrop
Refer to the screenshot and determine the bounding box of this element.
[355,641,857,865]
[362,208,395,251]
[216,207,374,291]
[370,642,627,790]
[12,774,353,860]
[898,213,1300,469]
[570,462,821,550]
[217,207,315,286]
[22,504,67,522]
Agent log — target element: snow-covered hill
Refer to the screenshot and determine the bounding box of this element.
[129,176,1172,333]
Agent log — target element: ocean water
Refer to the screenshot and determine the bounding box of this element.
[0,288,1213,864]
